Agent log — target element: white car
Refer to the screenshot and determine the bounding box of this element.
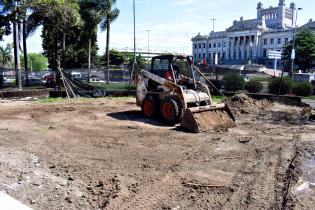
[90,78,105,83]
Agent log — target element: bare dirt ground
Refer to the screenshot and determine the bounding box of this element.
[0,95,314,210]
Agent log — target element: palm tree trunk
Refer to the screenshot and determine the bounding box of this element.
[62,33,66,69]
[13,20,17,85]
[105,16,110,84]
[87,38,91,83]
[23,17,29,87]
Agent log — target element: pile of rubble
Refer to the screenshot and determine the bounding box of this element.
[226,93,271,115]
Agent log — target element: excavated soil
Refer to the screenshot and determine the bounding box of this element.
[0,96,314,210]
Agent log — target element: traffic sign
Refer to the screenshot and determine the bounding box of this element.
[268,50,282,59]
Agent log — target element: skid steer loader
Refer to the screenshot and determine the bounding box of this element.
[136,55,235,133]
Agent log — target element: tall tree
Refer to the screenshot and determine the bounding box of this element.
[90,0,119,83]
[283,29,315,72]
[26,0,81,68]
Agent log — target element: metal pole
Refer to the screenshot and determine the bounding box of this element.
[133,0,136,65]
[146,30,150,57]
[291,8,302,77]
[128,0,136,94]
[14,0,22,90]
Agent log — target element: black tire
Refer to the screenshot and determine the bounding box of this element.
[141,95,159,118]
[160,97,182,125]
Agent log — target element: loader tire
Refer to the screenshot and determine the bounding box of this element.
[141,95,159,118]
[160,97,182,125]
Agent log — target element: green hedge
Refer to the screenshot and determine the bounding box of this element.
[293,82,313,96]
[245,80,263,93]
[222,74,245,91]
[268,77,294,95]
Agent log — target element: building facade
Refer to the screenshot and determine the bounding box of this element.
[191,0,310,67]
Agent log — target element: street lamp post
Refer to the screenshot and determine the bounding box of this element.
[133,0,136,66]
[290,7,303,77]
[146,30,150,57]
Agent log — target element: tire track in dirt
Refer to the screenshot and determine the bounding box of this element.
[222,146,290,209]
[105,174,180,210]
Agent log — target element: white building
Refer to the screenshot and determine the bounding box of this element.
[191,0,313,68]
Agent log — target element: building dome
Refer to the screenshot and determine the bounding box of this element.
[257,2,263,9]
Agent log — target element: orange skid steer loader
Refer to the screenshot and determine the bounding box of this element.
[136,55,235,133]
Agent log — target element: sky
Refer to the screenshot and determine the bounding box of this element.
[1,0,314,55]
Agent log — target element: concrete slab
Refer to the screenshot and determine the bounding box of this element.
[0,192,32,210]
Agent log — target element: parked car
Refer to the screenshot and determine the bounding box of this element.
[90,78,105,83]
[22,78,46,86]
[3,76,15,84]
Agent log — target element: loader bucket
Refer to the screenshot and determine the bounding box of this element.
[180,104,235,133]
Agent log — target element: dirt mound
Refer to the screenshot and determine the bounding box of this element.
[257,105,313,125]
[226,93,272,115]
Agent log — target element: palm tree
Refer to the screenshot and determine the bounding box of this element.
[0,43,12,88]
[0,44,13,68]
[95,0,119,84]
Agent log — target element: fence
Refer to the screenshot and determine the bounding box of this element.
[0,67,135,90]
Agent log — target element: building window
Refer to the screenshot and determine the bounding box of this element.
[203,53,205,58]
[195,54,197,59]
[199,53,201,59]
[199,44,201,49]
[194,44,197,49]
[264,39,267,45]
[278,38,281,44]
[263,49,267,58]
[285,38,289,43]
[209,43,211,48]
[203,43,206,48]
[214,43,216,48]
[270,39,274,45]
[208,53,211,59]
[218,43,221,48]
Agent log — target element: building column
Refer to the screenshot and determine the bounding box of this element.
[231,37,235,60]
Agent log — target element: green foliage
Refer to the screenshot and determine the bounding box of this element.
[222,74,245,91]
[21,53,48,71]
[245,80,263,93]
[293,82,313,96]
[0,43,13,67]
[283,29,315,72]
[268,77,294,95]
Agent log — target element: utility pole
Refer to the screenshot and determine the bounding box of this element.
[210,18,217,32]
[146,30,150,57]
[133,0,136,66]
[14,0,22,90]
[291,8,302,77]
[128,0,136,94]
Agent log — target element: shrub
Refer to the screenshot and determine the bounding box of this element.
[222,74,245,91]
[293,82,313,96]
[268,77,294,95]
[245,80,263,93]
[209,79,222,94]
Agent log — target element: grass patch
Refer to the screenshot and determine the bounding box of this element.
[302,95,315,100]
[212,95,227,103]
[37,97,67,103]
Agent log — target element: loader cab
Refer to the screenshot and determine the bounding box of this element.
[150,55,194,84]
